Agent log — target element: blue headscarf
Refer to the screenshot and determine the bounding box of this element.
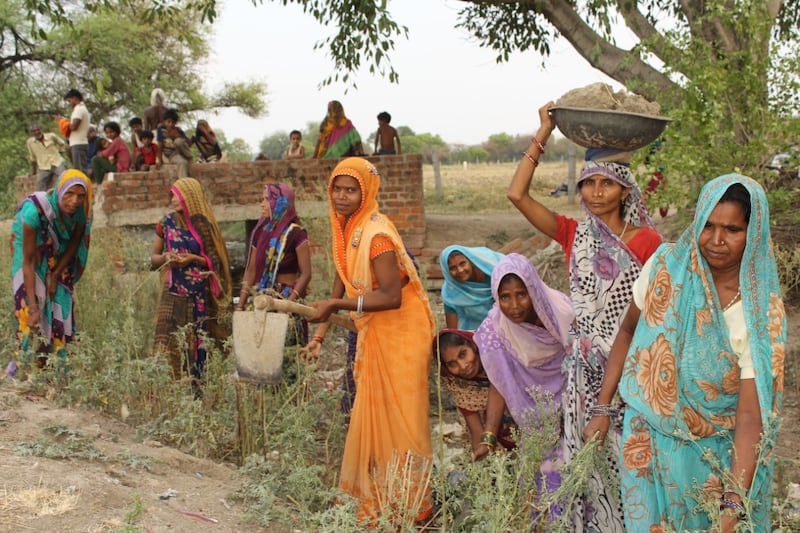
[440,245,505,330]
[618,173,785,528]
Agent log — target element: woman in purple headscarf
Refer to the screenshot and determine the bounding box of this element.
[237,182,312,344]
[508,102,663,531]
[474,253,574,497]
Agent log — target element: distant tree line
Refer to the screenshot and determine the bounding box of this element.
[258,124,582,164]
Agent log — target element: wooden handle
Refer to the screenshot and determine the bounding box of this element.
[261,296,357,332]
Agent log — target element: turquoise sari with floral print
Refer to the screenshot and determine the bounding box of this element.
[618,174,785,531]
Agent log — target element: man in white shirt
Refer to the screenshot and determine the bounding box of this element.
[64,88,91,173]
[26,124,67,190]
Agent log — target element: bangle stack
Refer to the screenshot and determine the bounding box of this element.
[720,492,746,520]
[522,151,539,168]
[312,335,324,344]
[356,295,364,317]
[531,137,546,153]
[588,404,620,418]
[290,289,301,299]
[480,431,497,450]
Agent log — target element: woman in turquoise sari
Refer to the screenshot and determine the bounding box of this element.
[10,169,92,368]
[586,174,786,532]
[440,245,505,330]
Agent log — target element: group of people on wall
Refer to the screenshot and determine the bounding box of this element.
[28,95,401,193]
[10,101,786,531]
[25,88,225,188]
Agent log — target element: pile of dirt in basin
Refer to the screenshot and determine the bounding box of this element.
[556,82,661,115]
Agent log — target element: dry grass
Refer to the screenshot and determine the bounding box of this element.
[0,483,81,524]
[422,161,572,214]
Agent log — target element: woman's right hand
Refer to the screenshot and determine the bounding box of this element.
[538,101,556,135]
[583,415,611,445]
[27,308,41,332]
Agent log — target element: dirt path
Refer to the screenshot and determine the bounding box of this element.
[0,387,252,532]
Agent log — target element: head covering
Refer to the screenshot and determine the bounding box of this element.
[474,253,574,425]
[435,328,479,379]
[328,100,346,125]
[54,168,92,220]
[569,160,658,368]
[439,245,505,330]
[316,101,360,158]
[328,157,381,272]
[169,178,232,308]
[618,174,785,527]
[578,160,654,236]
[327,157,433,329]
[250,182,302,290]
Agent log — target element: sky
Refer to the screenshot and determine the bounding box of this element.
[206,0,627,151]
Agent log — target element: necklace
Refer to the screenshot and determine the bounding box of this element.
[721,288,741,312]
[616,219,629,239]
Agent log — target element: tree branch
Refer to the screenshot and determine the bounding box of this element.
[541,0,677,101]
[460,0,676,102]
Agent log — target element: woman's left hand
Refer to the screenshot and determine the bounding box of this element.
[172,253,197,268]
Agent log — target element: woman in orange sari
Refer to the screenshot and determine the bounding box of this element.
[309,157,435,525]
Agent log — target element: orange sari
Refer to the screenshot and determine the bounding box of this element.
[328,157,435,523]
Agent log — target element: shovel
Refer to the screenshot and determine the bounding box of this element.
[233,295,356,384]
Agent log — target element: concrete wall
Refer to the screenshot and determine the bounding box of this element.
[15,154,427,253]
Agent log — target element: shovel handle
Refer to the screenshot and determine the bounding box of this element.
[263,296,357,333]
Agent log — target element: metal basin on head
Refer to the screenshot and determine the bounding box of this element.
[550,107,672,151]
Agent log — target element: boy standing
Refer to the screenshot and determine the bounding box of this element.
[373,111,401,155]
[63,88,91,172]
[129,117,144,151]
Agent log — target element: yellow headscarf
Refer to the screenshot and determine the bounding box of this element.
[55,168,93,221]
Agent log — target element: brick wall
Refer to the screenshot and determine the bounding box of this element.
[14,154,427,253]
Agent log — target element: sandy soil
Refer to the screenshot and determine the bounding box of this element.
[0,389,249,532]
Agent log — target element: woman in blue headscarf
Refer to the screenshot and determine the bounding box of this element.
[440,245,505,330]
[10,169,93,368]
[586,174,786,532]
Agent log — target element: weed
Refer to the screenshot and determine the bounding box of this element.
[122,493,145,526]
[487,229,509,245]
[14,429,107,462]
[775,243,800,300]
[116,451,156,472]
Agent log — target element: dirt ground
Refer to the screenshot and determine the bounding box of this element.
[1,207,799,532]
